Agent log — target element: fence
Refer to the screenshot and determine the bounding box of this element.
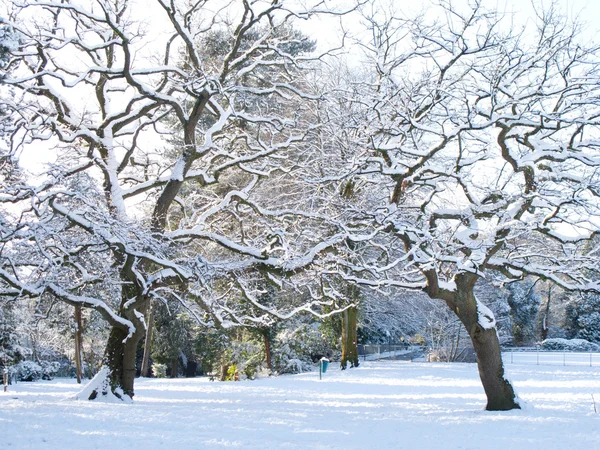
[502,347,600,367]
[357,344,600,367]
[357,344,424,361]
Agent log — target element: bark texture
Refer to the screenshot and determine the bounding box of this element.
[453,275,519,410]
[95,279,148,399]
[340,305,359,370]
[101,310,146,399]
[430,273,520,411]
[264,333,272,372]
[171,357,179,378]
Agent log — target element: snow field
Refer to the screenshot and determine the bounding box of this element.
[1,361,599,449]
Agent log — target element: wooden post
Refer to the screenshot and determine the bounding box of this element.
[3,369,7,392]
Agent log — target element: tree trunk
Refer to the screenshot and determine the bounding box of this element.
[74,305,83,384]
[185,360,197,377]
[141,304,154,377]
[446,274,520,411]
[87,351,96,377]
[100,318,144,399]
[170,357,178,378]
[541,285,552,341]
[220,364,229,381]
[340,305,359,370]
[102,326,134,397]
[263,332,272,372]
[90,283,148,400]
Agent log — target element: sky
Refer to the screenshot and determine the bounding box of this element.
[301,0,600,49]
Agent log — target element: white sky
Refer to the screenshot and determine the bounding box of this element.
[301,0,600,48]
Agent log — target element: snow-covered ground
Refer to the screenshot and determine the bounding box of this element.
[1,361,599,449]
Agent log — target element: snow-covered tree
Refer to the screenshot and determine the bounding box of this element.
[323,1,600,410]
[0,0,356,399]
[0,17,19,177]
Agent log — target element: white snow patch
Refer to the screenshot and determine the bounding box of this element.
[73,367,132,403]
[438,280,457,292]
[476,298,496,329]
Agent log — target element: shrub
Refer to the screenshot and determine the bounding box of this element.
[10,360,60,381]
[152,363,167,378]
[272,323,337,374]
[222,341,263,380]
[272,343,313,374]
[225,364,239,381]
[13,360,42,381]
[41,361,60,378]
[540,338,600,352]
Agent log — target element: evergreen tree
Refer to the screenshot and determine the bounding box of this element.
[0,302,23,371]
[151,302,195,378]
[506,281,540,346]
[566,294,600,343]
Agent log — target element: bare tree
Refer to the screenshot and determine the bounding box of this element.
[0,0,356,399]
[325,0,600,410]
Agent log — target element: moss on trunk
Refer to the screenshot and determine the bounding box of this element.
[341,305,359,370]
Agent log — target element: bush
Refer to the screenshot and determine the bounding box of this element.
[13,360,41,381]
[10,360,60,381]
[41,361,60,378]
[272,323,337,374]
[225,364,239,381]
[152,363,167,378]
[222,341,263,381]
[195,328,229,375]
[540,338,600,352]
[272,343,313,374]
